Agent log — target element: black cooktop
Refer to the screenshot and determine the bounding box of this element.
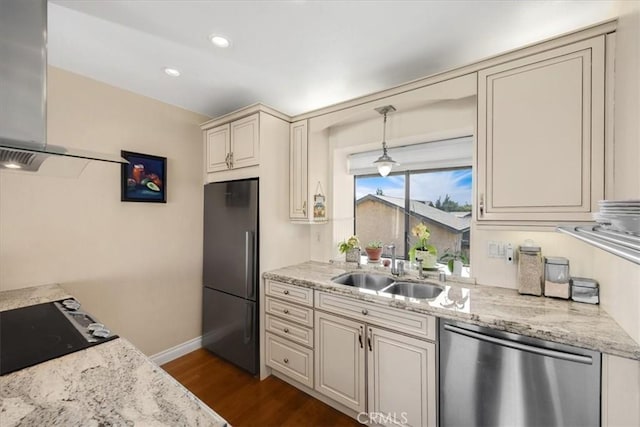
[0,300,117,376]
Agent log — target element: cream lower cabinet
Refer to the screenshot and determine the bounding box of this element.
[367,326,436,427]
[265,280,314,388]
[314,305,436,426]
[314,311,366,412]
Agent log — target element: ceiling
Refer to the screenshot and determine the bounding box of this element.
[48,1,618,119]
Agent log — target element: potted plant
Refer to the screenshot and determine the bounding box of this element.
[409,223,437,269]
[439,249,469,276]
[338,235,360,262]
[364,240,383,262]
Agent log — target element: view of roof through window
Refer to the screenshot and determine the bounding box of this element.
[355,168,472,264]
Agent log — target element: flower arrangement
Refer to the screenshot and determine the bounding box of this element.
[409,223,437,266]
[338,235,360,253]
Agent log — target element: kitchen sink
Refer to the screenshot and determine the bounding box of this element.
[331,272,444,299]
[331,272,395,290]
[380,281,444,299]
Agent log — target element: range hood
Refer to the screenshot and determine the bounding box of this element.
[0,0,126,174]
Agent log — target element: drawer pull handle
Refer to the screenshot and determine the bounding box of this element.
[284,290,290,295]
[283,358,289,364]
[283,309,289,314]
[284,328,290,333]
[362,309,368,315]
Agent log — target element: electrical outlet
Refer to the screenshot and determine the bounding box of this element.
[505,243,514,264]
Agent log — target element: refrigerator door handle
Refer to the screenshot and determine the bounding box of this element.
[245,231,256,299]
[244,302,253,344]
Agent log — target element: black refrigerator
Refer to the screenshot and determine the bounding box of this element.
[202,178,258,375]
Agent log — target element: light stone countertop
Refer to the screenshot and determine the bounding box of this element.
[264,261,640,361]
[0,284,72,312]
[0,284,228,427]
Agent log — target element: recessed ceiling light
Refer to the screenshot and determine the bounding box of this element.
[163,67,181,77]
[209,34,230,48]
[4,163,22,169]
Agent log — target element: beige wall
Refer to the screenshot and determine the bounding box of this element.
[601,4,640,424]
[0,67,209,356]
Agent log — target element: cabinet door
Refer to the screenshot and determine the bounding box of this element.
[289,120,308,221]
[314,311,366,413]
[367,326,436,427]
[477,36,604,222]
[230,113,259,169]
[206,124,230,172]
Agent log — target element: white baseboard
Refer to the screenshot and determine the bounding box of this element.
[150,336,202,366]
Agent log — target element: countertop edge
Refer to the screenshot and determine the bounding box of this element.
[263,267,640,361]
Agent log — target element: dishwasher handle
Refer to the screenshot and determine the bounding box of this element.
[443,324,593,365]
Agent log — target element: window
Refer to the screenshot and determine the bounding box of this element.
[355,173,406,258]
[355,167,472,264]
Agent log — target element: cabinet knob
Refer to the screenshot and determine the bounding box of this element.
[283,358,289,364]
[362,309,368,315]
[283,309,289,314]
[302,201,307,216]
[284,328,290,333]
[283,290,290,295]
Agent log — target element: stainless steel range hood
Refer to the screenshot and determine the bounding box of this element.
[0,0,126,174]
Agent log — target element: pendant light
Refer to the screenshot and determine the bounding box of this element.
[373,105,397,177]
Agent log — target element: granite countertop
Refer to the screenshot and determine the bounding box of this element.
[0,284,72,312]
[264,261,640,361]
[0,285,228,427]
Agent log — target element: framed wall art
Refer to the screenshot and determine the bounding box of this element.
[121,151,167,203]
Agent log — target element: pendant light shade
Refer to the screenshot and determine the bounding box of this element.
[373,105,397,177]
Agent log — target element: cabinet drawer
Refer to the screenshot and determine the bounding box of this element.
[266,297,313,328]
[315,292,436,341]
[266,314,313,348]
[266,280,313,307]
[266,332,313,388]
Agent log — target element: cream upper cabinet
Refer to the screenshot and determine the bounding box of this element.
[290,120,309,221]
[477,36,605,223]
[230,114,259,169]
[367,326,436,427]
[205,113,259,172]
[205,124,230,172]
[314,310,366,413]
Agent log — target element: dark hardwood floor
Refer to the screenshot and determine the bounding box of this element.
[162,349,361,427]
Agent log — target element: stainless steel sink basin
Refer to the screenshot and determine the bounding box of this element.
[331,272,395,290]
[381,281,444,299]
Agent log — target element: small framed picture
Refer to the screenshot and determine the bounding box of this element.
[121,151,167,203]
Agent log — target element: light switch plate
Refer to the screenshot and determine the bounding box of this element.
[487,241,505,258]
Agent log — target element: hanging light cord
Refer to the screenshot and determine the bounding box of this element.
[381,112,389,155]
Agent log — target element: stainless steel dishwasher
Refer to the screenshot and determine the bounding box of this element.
[439,320,601,427]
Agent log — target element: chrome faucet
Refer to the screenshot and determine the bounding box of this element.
[416,258,425,279]
[387,244,400,276]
